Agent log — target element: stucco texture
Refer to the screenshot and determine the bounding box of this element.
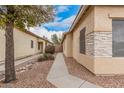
[63,33,73,57]
[63,6,124,75]
[63,6,95,73]
[0,29,5,62]
[0,28,46,62]
[94,6,124,75]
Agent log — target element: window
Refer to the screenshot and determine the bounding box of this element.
[112,20,124,57]
[80,27,86,54]
[31,40,34,48]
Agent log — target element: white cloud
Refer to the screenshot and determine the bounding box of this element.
[56,5,70,13]
[44,15,76,30]
[30,26,64,42]
[29,14,76,42]
[62,15,76,25]
[54,16,63,21]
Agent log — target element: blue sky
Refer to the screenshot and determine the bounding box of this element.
[30,5,80,41]
[43,5,80,31]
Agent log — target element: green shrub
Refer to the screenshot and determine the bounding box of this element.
[38,53,54,62]
[38,56,45,62]
[45,45,55,54]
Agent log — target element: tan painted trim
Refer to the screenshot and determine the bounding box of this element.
[108,13,124,19]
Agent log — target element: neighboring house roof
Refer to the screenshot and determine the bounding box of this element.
[61,5,90,43]
[15,28,53,45]
[25,30,53,45]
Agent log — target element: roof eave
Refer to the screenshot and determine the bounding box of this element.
[61,5,89,44]
[14,28,53,45]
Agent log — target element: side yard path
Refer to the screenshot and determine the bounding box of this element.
[47,53,100,88]
[65,57,124,88]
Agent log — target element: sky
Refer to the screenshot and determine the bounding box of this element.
[30,5,80,41]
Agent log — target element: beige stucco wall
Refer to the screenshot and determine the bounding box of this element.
[63,6,124,75]
[95,57,124,75]
[63,6,95,73]
[94,6,124,75]
[72,6,95,73]
[0,29,5,62]
[0,28,46,62]
[63,33,73,57]
[14,28,42,59]
[94,6,124,32]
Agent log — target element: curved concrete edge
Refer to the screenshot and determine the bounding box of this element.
[47,53,101,88]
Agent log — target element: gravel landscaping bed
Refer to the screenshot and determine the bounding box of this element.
[0,60,56,88]
[0,57,39,80]
[64,57,124,88]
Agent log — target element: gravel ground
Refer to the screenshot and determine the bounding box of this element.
[0,60,56,88]
[65,57,124,88]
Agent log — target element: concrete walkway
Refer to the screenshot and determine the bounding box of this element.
[47,53,101,88]
[0,54,42,72]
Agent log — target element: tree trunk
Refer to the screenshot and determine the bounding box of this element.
[4,7,16,83]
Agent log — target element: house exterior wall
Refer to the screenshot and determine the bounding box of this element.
[94,6,124,75]
[0,28,46,62]
[14,28,42,59]
[63,33,73,57]
[63,6,124,75]
[63,6,95,73]
[0,29,5,62]
[72,6,95,73]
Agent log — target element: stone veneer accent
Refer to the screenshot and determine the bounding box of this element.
[85,31,112,57]
[94,32,112,57]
